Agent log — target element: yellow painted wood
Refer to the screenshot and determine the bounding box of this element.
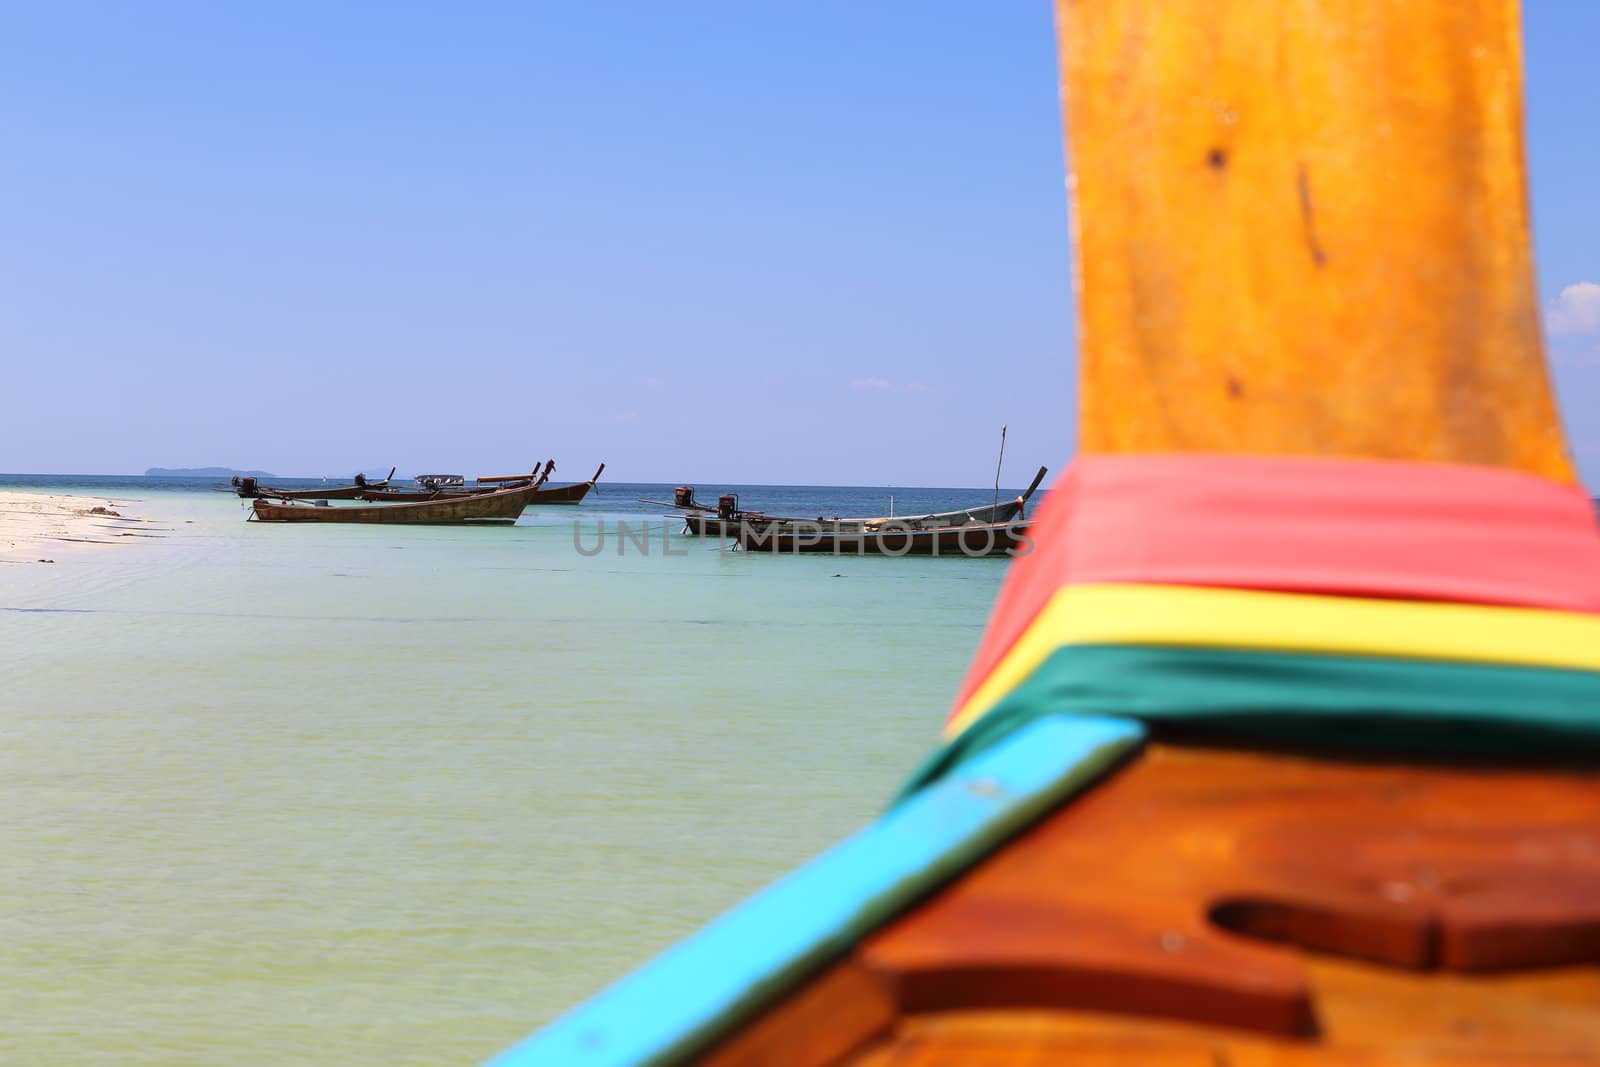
[1055,0,1574,480]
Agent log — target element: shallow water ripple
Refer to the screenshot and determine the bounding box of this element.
[1,485,1006,1065]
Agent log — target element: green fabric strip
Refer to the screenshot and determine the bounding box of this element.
[897,645,1600,801]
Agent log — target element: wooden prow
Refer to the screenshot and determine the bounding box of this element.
[1017,465,1048,503]
[476,6,1600,1067]
[588,462,606,485]
[1059,0,1573,481]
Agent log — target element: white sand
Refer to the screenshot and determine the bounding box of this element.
[0,490,162,564]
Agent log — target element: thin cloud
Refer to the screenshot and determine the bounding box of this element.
[1547,282,1600,337]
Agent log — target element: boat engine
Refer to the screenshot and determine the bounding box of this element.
[674,486,696,509]
[717,494,739,521]
[235,477,259,498]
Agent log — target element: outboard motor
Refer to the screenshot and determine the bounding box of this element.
[354,472,367,487]
[717,494,739,521]
[674,486,696,509]
[235,476,259,498]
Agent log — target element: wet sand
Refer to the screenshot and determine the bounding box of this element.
[0,489,164,564]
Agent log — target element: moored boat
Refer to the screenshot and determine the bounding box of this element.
[667,465,1049,538]
[481,2,1600,1065]
[735,518,1029,556]
[232,467,395,500]
[522,462,605,505]
[249,479,542,524]
[354,484,506,503]
[354,463,550,503]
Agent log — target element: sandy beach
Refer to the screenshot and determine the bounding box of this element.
[0,489,163,564]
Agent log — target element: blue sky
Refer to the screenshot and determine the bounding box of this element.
[2,3,1595,488]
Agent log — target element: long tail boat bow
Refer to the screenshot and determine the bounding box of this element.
[485,1,1600,1064]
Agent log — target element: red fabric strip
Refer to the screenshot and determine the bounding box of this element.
[950,455,1600,719]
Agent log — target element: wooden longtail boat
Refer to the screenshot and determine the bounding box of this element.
[736,519,1030,557]
[483,2,1600,1065]
[232,467,395,500]
[354,461,602,506]
[355,484,505,503]
[249,479,541,524]
[523,462,605,505]
[477,461,554,486]
[354,463,551,503]
[673,466,1049,538]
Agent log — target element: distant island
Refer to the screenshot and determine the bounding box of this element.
[145,466,276,478]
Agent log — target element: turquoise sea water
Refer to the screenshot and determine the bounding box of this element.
[0,475,1019,1065]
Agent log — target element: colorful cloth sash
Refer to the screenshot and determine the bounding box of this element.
[930,454,1600,785]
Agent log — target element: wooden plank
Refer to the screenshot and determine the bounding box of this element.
[697,962,895,1067]
[851,1019,1600,1067]
[844,957,1600,1065]
[853,1031,1214,1066]
[858,744,1600,1046]
[1057,0,1572,479]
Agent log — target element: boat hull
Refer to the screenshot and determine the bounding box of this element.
[531,464,604,505]
[685,741,1600,1066]
[356,482,593,506]
[232,471,395,499]
[736,520,1029,556]
[677,483,1037,537]
[236,483,373,500]
[250,482,538,523]
[529,481,594,505]
[354,485,513,503]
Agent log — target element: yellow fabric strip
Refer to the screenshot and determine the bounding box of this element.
[946,584,1600,739]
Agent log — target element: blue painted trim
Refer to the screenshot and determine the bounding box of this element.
[483,714,1146,1067]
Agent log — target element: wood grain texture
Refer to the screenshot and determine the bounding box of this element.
[685,746,1600,1065]
[854,1007,1600,1066]
[854,1031,1215,1066]
[860,745,1600,1035]
[1056,0,1573,479]
[850,964,1600,1065]
[697,961,896,1067]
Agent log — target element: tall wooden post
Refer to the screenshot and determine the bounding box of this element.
[1058,0,1574,481]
